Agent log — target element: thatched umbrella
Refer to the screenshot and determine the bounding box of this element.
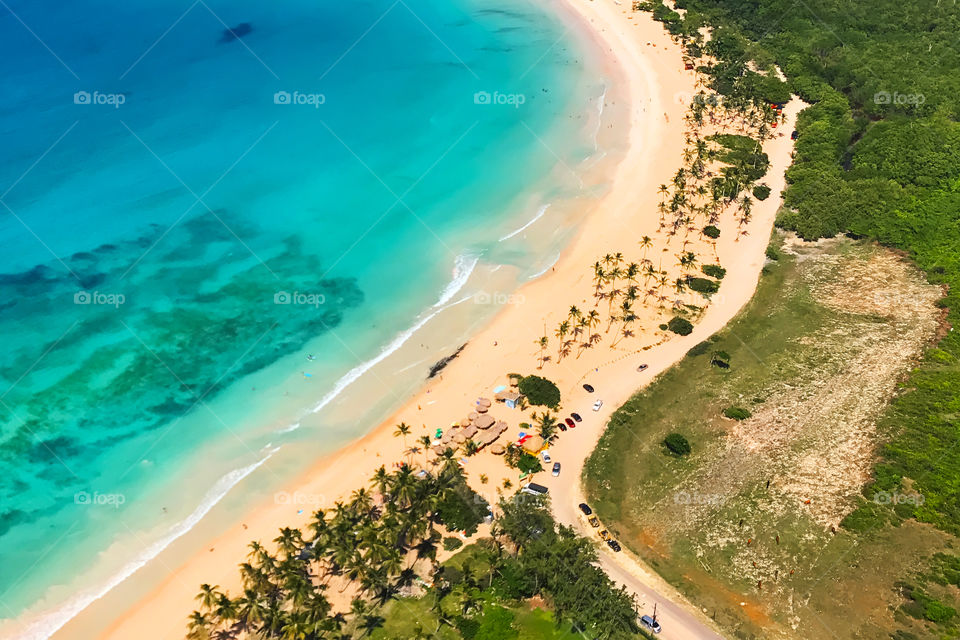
[475,414,495,430]
[490,444,505,455]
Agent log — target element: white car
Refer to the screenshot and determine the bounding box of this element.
[592,399,603,411]
[640,615,662,633]
[541,450,551,463]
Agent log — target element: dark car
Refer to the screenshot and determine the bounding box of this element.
[637,363,648,372]
[578,503,593,516]
[565,417,576,429]
[570,412,582,422]
[558,422,567,432]
[791,129,799,140]
[552,462,561,477]
[582,383,594,393]
[607,539,621,552]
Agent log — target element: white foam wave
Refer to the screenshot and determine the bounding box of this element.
[498,204,550,241]
[527,252,561,280]
[592,85,608,152]
[18,450,279,640]
[434,253,478,307]
[310,254,478,416]
[277,421,301,434]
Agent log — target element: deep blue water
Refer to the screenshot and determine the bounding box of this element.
[0,0,604,634]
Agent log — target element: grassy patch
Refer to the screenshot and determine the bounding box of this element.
[584,236,951,638]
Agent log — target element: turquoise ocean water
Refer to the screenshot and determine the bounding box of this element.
[0,0,609,635]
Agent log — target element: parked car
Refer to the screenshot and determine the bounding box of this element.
[578,503,593,516]
[637,363,649,372]
[791,129,799,140]
[541,450,551,463]
[570,412,582,422]
[552,462,561,476]
[592,399,603,411]
[565,417,576,429]
[640,615,662,634]
[607,540,622,552]
[520,482,549,496]
[598,529,611,541]
[587,515,600,528]
[558,422,568,432]
[582,383,595,393]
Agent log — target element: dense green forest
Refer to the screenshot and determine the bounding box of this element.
[640,0,960,632]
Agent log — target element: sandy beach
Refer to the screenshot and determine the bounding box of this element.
[46,1,803,638]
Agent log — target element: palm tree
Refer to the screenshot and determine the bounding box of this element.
[462,439,480,457]
[587,310,601,341]
[535,334,549,369]
[195,583,221,613]
[591,262,606,302]
[371,465,391,496]
[534,412,559,442]
[555,320,570,359]
[186,611,213,640]
[350,488,373,516]
[393,422,412,448]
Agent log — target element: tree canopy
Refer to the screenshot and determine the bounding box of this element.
[518,375,561,408]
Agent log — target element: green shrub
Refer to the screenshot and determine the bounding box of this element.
[710,350,731,368]
[702,225,721,239]
[443,536,464,552]
[518,375,561,408]
[701,264,726,279]
[686,277,720,294]
[667,316,694,336]
[473,606,516,640]
[686,341,711,357]
[663,433,692,456]
[658,323,669,331]
[752,184,772,200]
[517,453,543,475]
[765,245,781,261]
[899,584,958,623]
[840,500,891,533]
[723,406,751,420]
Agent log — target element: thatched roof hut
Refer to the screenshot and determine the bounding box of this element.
[521,435,546,453]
